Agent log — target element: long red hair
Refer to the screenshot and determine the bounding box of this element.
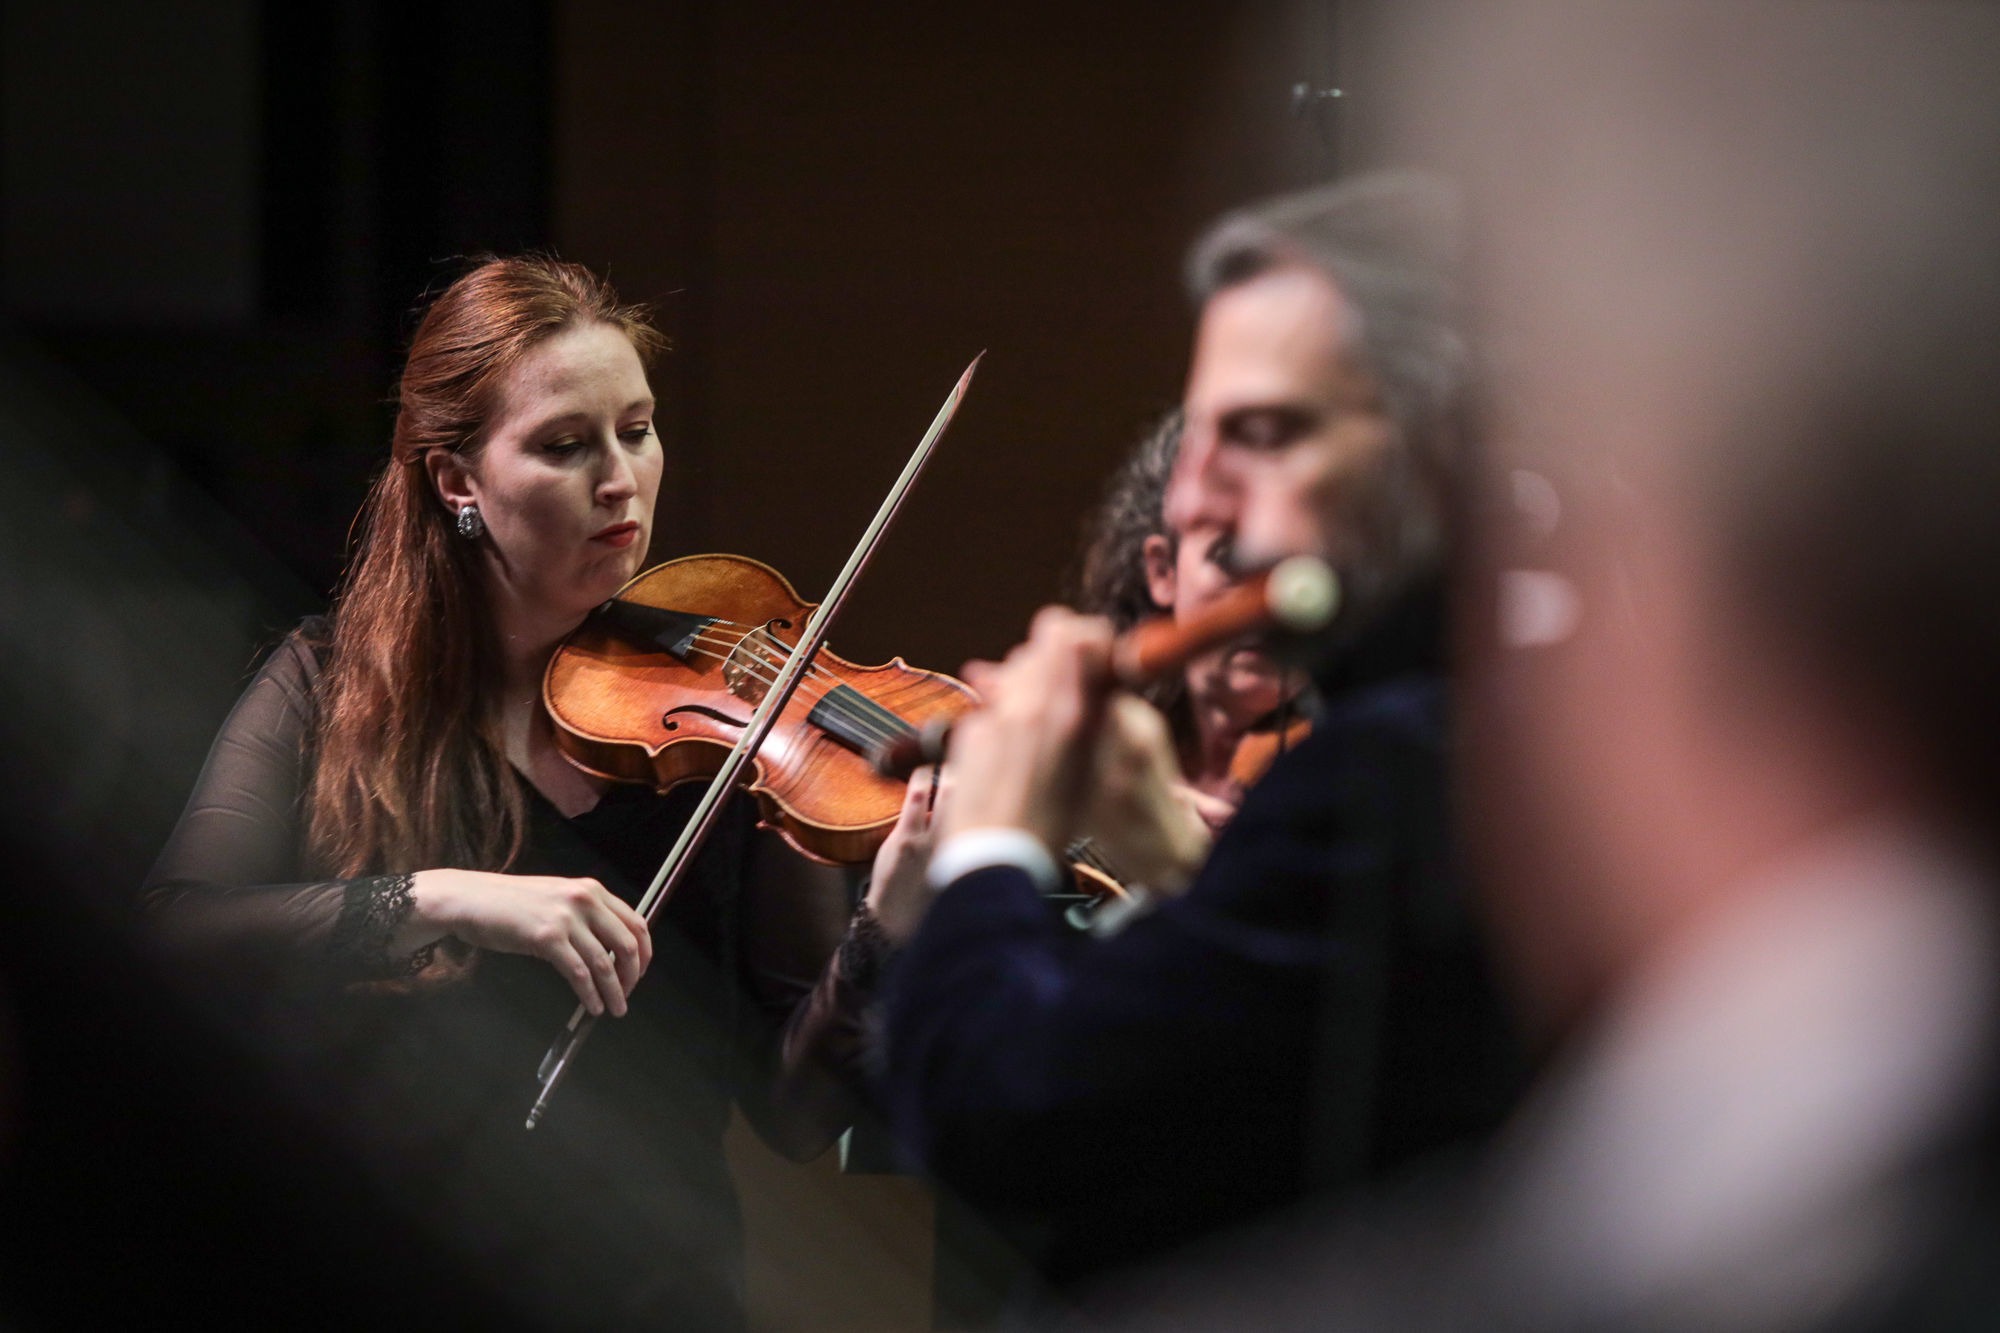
[305,256,665,877]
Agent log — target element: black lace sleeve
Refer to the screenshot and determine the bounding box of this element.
[139,628,433,982]
[328,873,436,978]
[834,899,897,994]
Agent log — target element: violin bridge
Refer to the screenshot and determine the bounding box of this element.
[722,625,781,705]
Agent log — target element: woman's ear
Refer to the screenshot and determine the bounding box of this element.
[1142,534,1177,611]
[425,448,478,515]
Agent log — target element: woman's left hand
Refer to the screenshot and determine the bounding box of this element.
[865,763,945,946]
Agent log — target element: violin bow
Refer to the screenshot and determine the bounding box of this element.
[526,352,983,1130]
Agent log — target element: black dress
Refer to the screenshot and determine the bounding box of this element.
[142,626,879,1331]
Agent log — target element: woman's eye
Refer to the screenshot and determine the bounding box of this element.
[543,438,584,458]
[619,424,655,447]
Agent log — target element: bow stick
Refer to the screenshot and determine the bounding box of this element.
[525,352,983,1130]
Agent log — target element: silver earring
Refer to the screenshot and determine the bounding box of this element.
[456,503,485,540]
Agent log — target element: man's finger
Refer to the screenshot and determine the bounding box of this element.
[1029,603,1081,640]
[1176,782,1240,833]
[902,764,936,821]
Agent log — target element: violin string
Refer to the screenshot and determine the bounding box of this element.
[680,627,891,736]
[676,637,877,742]
[611,606,918,743]
[673,625,916,750]
[683,624,879,711]
[738,628,916,748]
[1068,836,1117,876]
[668,634,842,716]
[685,623,844,688]
[605,610,917,754]
[681,616,911,728]
[678,625,851,699]
[689,628,875,707]
[681,614,858,693]
[702,622,915,744]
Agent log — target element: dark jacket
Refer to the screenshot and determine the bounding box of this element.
[879,591,1524,1294]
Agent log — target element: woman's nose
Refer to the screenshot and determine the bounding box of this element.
[598,444,638,503]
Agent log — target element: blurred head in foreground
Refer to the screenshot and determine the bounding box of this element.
[1425,0,2000,1033]
[1430,1,2000,1325]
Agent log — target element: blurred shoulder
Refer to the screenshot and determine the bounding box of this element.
[1288,672,1447,766]
[1323,672,1445,742]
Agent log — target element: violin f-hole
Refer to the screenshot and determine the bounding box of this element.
[662,703,751,730]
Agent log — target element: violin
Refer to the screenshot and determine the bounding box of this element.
[544,553,977,865]
[1226,711,1314,789]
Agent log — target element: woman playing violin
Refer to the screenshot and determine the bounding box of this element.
[142,256,930,1330]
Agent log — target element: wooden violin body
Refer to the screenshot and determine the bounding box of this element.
[545,553,977,865]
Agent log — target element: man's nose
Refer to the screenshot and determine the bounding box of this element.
[1164,426,1241,534]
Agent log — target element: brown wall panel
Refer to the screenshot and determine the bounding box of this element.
[556,0,1345,678]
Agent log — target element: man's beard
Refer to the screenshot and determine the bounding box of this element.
[1218,455,1444,675]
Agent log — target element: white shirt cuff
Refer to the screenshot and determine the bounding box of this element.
[927,828,1064,895]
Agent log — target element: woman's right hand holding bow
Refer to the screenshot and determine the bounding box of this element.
[397,870,653,1017]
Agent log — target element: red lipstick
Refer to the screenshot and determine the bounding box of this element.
[592,521,640,548]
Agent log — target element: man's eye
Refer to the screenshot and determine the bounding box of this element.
[1205,530,1236,571]
[1222,409,1307,450]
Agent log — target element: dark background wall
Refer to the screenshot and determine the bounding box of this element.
[6,0,1358,669]
[554,0,1357,671]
